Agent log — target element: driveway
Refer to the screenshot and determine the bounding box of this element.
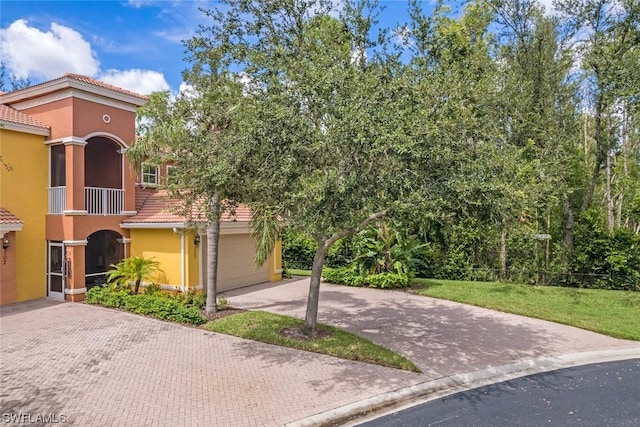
[1,298,419,426]
[226,279,640,379]
[1,280,638,426]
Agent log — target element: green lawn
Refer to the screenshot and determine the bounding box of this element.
[206,311,420,372]
[285,268,312,277]
[413,278,640,341]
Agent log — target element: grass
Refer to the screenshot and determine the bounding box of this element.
[412,278,640,341]
[286,268,312,277]
[206,310,420,372]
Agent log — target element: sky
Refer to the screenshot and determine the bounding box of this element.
[1,0,555,96]
[0,0,420,96]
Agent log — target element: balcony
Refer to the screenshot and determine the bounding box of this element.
[48,186,125,215]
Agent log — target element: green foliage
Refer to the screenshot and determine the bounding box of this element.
[85,286,206,324]
[123,295,206,324]
[217,296,229,310]
[572,210,640,290]
[107,256,162,295]
[85,285,130,308]
[173,289,207,309]
[352,221,428,276]
[322,266,409,289]
[281,227,355,270]
[143,283,162,295]
[281,228,317,270]
[322,266,365,287]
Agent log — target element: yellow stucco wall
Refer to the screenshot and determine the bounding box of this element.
[186,230,200,288]
[0,129,48,302]
[128,228,282,291]
[129,228,182,286]
[269,239,283,282]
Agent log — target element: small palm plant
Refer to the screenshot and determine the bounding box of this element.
[107,256,162,295]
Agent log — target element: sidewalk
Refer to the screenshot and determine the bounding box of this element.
[1,280,638,426]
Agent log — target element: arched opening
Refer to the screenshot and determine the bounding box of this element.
[85,136,122,188]
[84,136,124,215]
[85,230,124,289]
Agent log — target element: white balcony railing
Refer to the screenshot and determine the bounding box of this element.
[85,187,124,215]
[48,186,124,215]
[48,186,66,214]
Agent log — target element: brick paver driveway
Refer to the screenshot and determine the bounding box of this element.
[1,300,420,426]
[2,280,639,426]
[226,279,640,377]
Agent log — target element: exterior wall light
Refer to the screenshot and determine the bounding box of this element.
[194,234,201,246]
[2,235,9,265]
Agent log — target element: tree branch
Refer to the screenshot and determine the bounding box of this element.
[323,209,389,249]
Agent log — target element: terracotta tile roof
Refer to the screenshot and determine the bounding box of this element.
[0,73,148,103]
[0,104,49,129]
[0,208,23,225]
[123,188,252,224]
[63,73,148,101]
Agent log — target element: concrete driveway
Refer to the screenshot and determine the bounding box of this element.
[1,279,639,426]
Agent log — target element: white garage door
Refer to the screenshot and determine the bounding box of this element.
[202,233,270,292]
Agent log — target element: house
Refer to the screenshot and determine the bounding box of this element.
[0,74,282,305]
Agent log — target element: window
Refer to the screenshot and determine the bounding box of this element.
[141,164,158,186]
[50,144,66,187]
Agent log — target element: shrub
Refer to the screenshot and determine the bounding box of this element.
[322,266,365,287]
[85,285,206,324]
[364,272,409,289]
[144,283,162,295]
[322,267,409,289]
[281,228,317,269]
[85,285,130,308]
[217,296,229,310]
[174,289,206,309]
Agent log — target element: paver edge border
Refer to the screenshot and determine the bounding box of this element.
[285,347,640,427]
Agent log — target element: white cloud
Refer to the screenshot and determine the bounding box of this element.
[98,69,170,95]
[0,19,100,79]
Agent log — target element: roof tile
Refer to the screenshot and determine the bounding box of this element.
[0,104,49,129]
[123,188,252,224]
[0,207,24,225]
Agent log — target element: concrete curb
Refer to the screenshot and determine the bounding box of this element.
[285,348,640,427]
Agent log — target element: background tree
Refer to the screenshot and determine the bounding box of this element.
[189,0,440,336]
[130,59,245,314]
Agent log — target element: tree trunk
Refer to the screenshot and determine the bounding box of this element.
[302,244,330,337]
[205,194,221,315]
[135,279,141,295]
[301,209,389,337]
[562,196,575,262]
[500,225,507,280]
[580,94,606,213]
[606,147,614,233]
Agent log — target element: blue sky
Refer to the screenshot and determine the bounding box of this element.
[0,0,430,95]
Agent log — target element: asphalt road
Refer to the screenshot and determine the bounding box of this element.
[358,359,640,427]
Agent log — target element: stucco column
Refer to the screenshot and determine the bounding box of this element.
[64,139,87,215]
[64,240,87,302]
[121,149,137,215]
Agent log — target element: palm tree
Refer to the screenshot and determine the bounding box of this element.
[107,256,162,294]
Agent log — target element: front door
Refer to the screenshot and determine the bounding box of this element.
[48,242,65,300]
